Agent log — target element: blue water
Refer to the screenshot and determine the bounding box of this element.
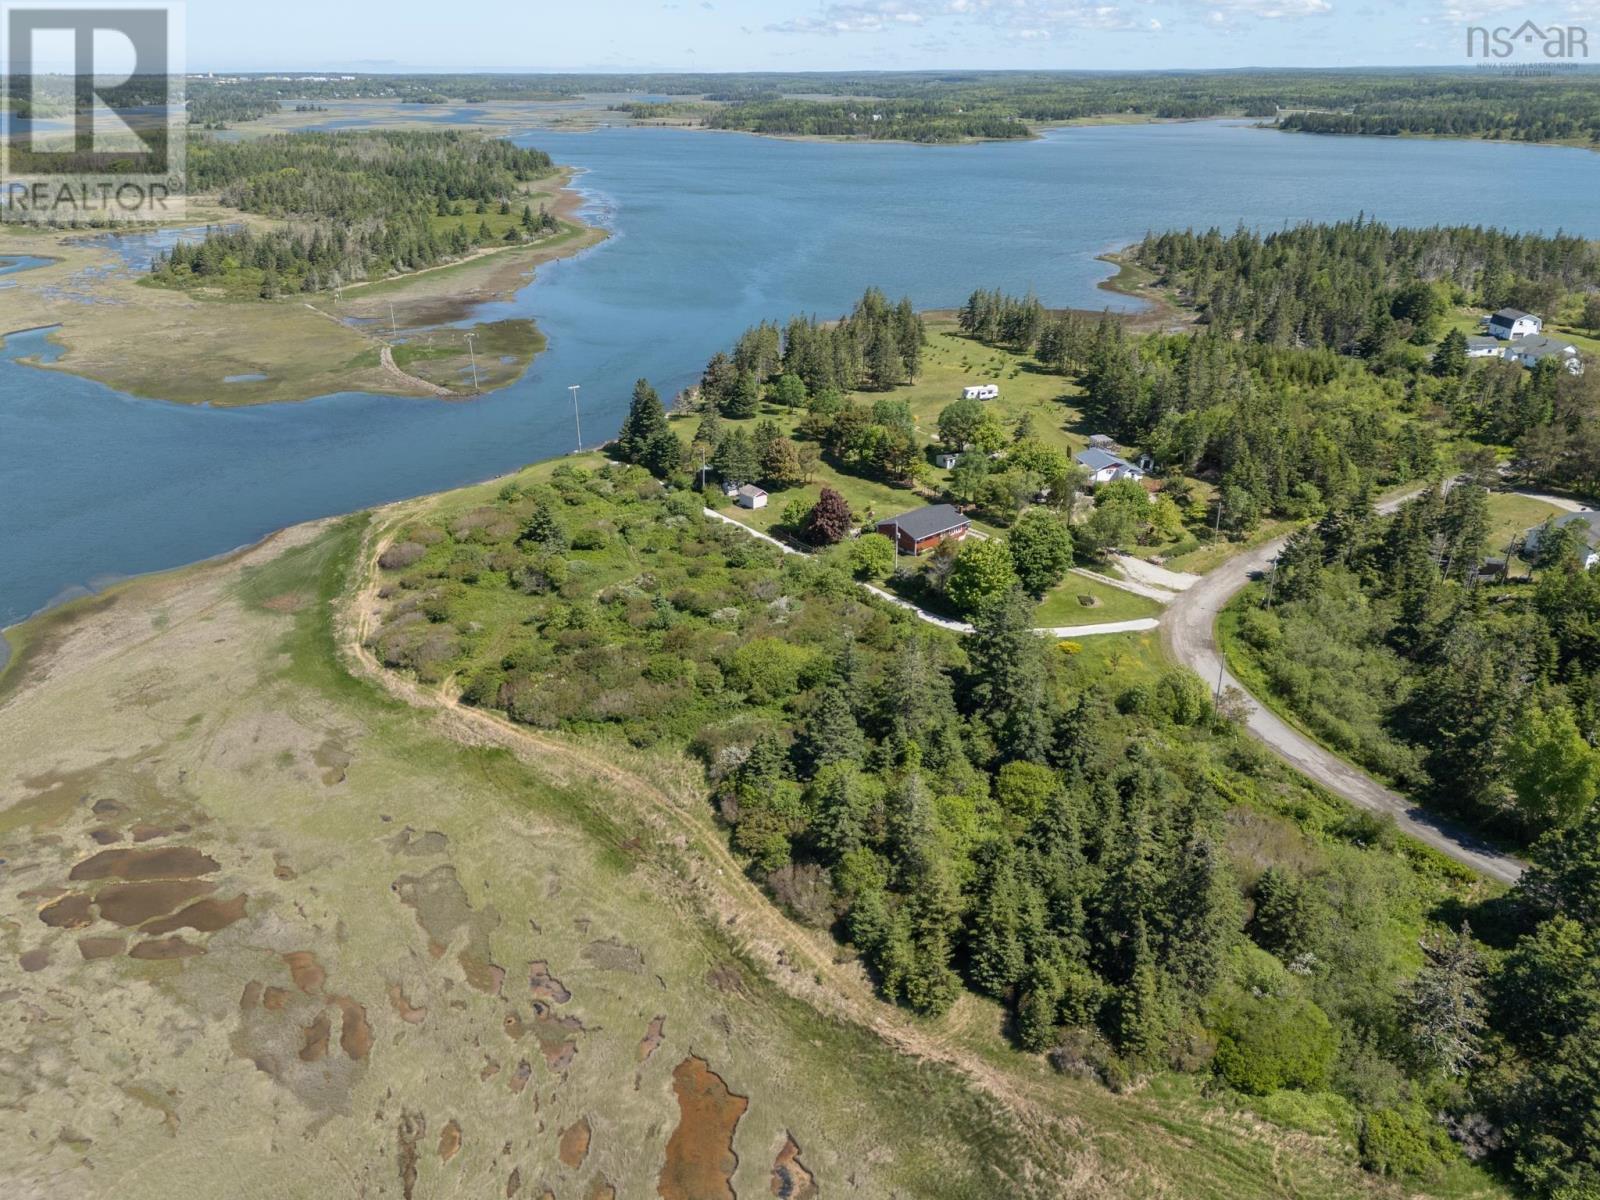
[6,119,1600,628]
[0,256,54,279]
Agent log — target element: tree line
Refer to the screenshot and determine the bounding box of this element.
[148,131,558,295]
[1235,483,1599,844]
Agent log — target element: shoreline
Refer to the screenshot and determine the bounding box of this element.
[0,258,1164,644]
[0,164,607,407]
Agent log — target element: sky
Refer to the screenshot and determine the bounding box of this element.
[177,0,1600,72]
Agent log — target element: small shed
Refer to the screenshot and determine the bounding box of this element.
[961,384,1000,401]
[935,451,961,470]
[736,484,768,510]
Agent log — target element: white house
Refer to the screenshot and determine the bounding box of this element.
[1523,512,1600,569]
[735,484,768,510]
[961,384,1000,401]
[1075,448,1145,486]
[1506,335,1583,375]
[1465,336,1505,360]
[1486,308,1543,341]
[935,451,961,470]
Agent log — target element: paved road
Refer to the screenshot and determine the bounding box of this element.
[1162,511,1525,885]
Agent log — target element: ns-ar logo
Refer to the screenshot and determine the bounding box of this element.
[1467,20,1591,59]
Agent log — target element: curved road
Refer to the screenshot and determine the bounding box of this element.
[1162,515,1526,885]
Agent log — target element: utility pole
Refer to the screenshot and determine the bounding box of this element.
[1214,653,1227,709]
[388,301,396,337]
[464,332,480,393]
[568,384,583,452]
[1264,556,1278,610]
[1213,496,1226,542]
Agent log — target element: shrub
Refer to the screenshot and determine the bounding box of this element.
[847,532,895,579]
[1213,994,1337,1095]
[378,541,426,570]
[1359,1104,1454,1179]
[724,637,815,704]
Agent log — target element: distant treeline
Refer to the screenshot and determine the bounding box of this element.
[705,99,1028,143]
[150,130,557,294]
[185,70,1600,146]
[188,94,281,127]
[1132,220,1600,350]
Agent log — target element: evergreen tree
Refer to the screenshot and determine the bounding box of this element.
[616,377,668,463]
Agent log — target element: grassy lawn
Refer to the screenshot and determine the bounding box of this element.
[1035,574,1164,625]
[1056,628,1168,688]
[1483,490,1566,578]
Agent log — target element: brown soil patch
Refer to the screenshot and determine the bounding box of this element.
[389,827,449,856]
[69,845,218,881]
[39,892,95,928]
[462,955,506,995]
[531,1003,584,1072]
[438,1119,462,1164]
[333,996,372,1060]
[558,1117,592,1169]
[398,1112,425,1200]
[272,855,297,880]
[299,1012,332,1062]
[480,1058,502,1082]
[284,950,325,993]
[770,1134,817,1199]
[312,740,350,786]
[89,827,122,845]
[20,947,50,971]
[657,1057,748,1200]
[582,937,643,974]
[388,982,427,1024]
[704,963,745,994]
[503,1011,526,1040]
[130,936,204,960]
[142,893,247,935]
[638,1015,666,1063]
[78,935,126,960]
[587,1179,616,1200]
[528,960,571,1003]
[241,980,263,1009]
[131,824,169,842]
[260,591,308,613]
[262,985,291,1011]
[94,879,216,925]
[508,1059,532,1095]
[393,864,503,991]
[506,1167,523,1197]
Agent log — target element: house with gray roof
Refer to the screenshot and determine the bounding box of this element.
[1506,334,1583,375]
[1075,447,1145,487]
[1487,308,1543,340]
[876,504,971,555]
[1523,511,1600,570]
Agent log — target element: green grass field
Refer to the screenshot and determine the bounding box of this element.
[1035,574,1165,625]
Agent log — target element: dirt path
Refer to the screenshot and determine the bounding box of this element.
[1161,488,1525,885]
[378,343,454,396]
